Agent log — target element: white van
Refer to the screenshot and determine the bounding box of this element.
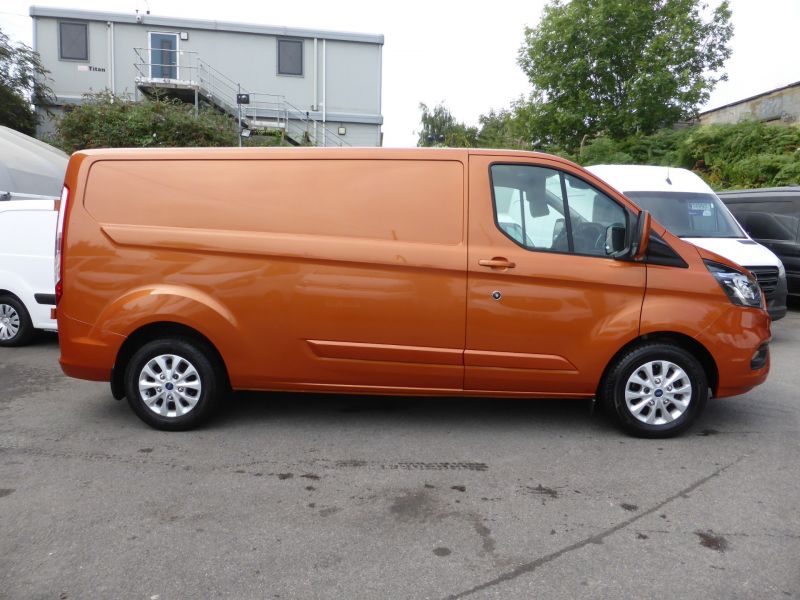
[587,165,788,320]
[0,192,58,345]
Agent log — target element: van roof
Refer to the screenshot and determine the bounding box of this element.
[587,164,715,195]
[70,146,577,165]
[717,186,800,197]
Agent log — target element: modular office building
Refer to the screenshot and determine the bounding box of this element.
[30,6,384,146]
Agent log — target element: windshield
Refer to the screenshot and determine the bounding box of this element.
[623,191,745,238]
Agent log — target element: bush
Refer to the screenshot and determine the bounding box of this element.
[678,122,800,188]
[53,92,239,153]
[573,122,800,189]
[720,153,800,189]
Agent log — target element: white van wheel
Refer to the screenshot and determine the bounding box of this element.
[124,337,223,430]
[603,343,708,438]
[0,295,34,347]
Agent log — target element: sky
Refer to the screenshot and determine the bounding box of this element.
[1,0,798,147]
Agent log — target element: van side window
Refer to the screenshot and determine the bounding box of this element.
[491,164,626,257]
[562,174,626,256]
[737,206,799,242]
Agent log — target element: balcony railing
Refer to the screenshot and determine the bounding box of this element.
[133,47,351,146]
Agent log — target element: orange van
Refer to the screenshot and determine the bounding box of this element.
[56,148,770,437]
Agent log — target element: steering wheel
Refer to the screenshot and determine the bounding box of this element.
[553,227,569,252]
[571,223,606,254]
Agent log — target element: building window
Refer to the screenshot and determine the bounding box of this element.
[59,22,88,61]
[277,39,303,76]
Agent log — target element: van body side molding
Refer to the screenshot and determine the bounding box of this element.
[465,350,577,372]
[307,340,462,366]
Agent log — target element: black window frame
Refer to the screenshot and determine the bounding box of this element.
[488,162,631,260]
[58,21,89,62]
[277,38,304,77]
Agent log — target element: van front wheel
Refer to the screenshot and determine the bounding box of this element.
[603,343,708,438]
[124,337,223,431]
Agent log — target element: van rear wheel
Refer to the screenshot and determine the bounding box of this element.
[603,343,708,438]
[124,337,223,431]
[0,295,34,347]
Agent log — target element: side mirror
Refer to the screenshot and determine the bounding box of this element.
[605,225,627,256]
[630,210,652,261]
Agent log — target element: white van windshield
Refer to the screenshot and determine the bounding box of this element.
[624,191,745,238]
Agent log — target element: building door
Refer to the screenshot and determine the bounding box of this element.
[149,32,178,79]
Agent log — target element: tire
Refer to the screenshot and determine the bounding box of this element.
[601,343,708,438]
[0,295,35,347]
[124,337,225,431]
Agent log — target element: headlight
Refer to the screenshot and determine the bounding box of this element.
[704,260,762,308]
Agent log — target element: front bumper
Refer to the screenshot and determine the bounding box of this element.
[697,305,771,399]
[766,273,788,321]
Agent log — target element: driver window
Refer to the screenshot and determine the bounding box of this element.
[563,174,627,257]
[491,165,627,257]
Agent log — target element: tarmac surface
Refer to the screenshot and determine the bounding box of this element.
[1,309,799,599]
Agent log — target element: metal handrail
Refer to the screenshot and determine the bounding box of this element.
[133,47,199,83]
[133,47,354,147]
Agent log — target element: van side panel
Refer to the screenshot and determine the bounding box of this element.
[63,156,467,390]
[82,159,462,243]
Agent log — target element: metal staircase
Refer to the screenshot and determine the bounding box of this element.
[134,47,350,147]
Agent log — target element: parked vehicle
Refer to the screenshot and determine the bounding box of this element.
[57,148,771,437]
[586,165,788,320]
[0,192,59,345]
[0,125,68,197]
[0,126,67,345]
[718,187,800,301]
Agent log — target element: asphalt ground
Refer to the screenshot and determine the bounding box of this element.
[1,309,799,599]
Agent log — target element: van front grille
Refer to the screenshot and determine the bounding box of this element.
[745,266,779,300]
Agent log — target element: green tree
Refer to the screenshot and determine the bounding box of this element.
[417,102,478,147]
[518,0,733,151]
[54,92,243,152]
[0,27,54,135]
[476,107,534,150]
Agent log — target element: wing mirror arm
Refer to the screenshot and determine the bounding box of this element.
[606,210,651,260]
[629,210,651,261]
[605,225,627,258]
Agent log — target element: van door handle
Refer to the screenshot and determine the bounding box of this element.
[479,258,516,269]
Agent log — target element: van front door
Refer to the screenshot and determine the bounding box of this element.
[465,155,646,395]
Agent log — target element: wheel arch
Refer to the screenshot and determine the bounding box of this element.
[597,331,719,399]
[0,269,37,307]
[111,321,231,400]
[0,289,22,302]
